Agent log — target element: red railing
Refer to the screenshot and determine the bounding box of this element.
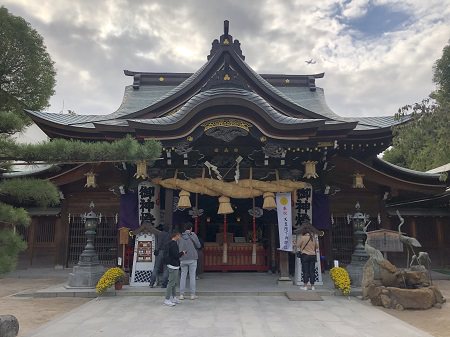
[203,243,269,271]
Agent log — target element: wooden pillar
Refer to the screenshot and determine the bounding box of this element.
[164,188,174,231]
[270,222,276,272]
[28,218,37,266]
[61,198,71,268]
[436,218,445,267]
[278,251,291,283]
[54,216,65,267]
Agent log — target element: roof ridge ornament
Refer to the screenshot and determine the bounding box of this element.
[207,20,245,61]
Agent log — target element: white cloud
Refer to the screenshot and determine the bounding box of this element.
[341,0,370,19]
[2,0,450,119]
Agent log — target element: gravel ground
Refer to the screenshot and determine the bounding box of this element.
[0,276,89,337]
[379,280,450,337]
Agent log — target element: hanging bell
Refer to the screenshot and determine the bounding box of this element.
[134,160,148,179]
[262,192,277,210]
[178,190,192,208]
[303,161,319,179]
[217,196,234,215]
[352,173,365,189]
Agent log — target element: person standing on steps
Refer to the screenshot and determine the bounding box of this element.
[297,227,318,291]
[163,230,186,307]
[178,222,201,300]
[149,225,170,288]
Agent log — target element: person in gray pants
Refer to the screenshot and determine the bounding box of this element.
[177,222,201,300]
[149,225,170,288]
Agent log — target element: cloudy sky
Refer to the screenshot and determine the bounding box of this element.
[4,0,450,131]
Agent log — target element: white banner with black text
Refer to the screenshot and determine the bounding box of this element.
[276,192,293,252]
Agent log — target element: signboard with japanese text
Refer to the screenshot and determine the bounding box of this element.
[276,193,293,252]
[130,233,156,286]
[130,182,160,286]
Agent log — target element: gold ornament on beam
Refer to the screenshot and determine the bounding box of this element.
[262,192,277,210]
[352,173,365,189]
[134,160,148,179]
[218,196,234,214]
[178,190,192,209]
[84,171,97,188]
[303,161,319,179]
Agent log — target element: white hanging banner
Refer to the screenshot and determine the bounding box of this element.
[276,193,293,252]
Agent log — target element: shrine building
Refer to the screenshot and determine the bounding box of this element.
[18,21,449,276]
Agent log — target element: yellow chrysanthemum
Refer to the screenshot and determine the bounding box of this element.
[96,267,125,294]
[330,267,351,296]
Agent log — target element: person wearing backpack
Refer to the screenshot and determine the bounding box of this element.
[178,222,201,300]
[163,230,186,307]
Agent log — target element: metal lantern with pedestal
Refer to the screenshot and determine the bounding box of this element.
[345,201,370,287]
[67,202,104,288]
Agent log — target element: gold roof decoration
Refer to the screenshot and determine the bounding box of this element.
[303,161,319,179]
[134,160,148,179]
[201,119,252,132]
[84,171,97,188]
[353,172,365,189]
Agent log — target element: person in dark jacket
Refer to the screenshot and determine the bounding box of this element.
[149,225,170,288]
[163,231,186,307]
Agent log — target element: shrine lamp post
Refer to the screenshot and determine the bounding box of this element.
[67,202,104,288]
[345,202,370,287]
[78,202,100,266]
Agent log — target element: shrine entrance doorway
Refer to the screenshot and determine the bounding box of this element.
[191,195,276,272]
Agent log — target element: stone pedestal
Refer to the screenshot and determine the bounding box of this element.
[66,264,104,288]
[347,256,368,288]
[66,225,104,289]
[346,225,369,287]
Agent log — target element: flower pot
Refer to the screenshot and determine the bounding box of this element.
[114,282,123,290]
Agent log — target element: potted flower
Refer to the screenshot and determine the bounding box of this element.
[96,267,126,294]
[330,266,351,296]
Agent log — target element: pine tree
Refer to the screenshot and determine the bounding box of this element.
[0,7,161,273]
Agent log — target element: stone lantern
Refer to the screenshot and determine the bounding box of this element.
[67,202,104,288]
[345,202,370,287]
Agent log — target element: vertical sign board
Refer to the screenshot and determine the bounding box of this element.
[130,182,160,286]
[294,185,323,285]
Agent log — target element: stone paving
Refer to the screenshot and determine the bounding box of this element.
[25,295,433,337]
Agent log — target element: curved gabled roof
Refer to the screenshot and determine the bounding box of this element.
[124,87,324,128]
[25,21,410,142]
